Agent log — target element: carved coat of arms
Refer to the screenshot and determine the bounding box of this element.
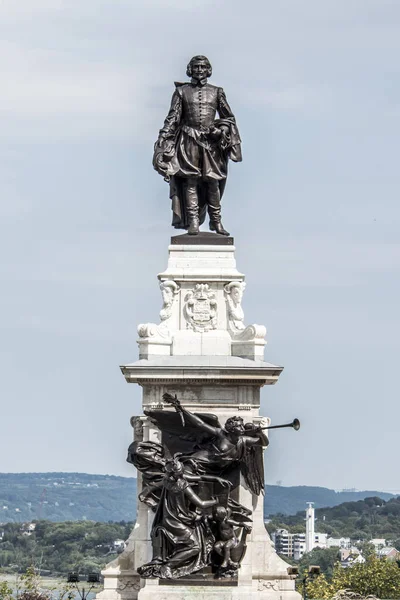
[184,283,217,332]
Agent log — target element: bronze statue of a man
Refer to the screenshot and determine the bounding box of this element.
[153,55,242,236]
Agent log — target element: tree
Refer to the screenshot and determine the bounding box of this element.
[307,556,400,599]
[298,547,341,579]
[334,556,400,598]
[16,566,50,600]
[0,581,13,600]
[306,573,334,599]
[355,541,375,559]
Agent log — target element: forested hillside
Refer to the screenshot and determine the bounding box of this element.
[0,520,133,575]
[266,496,400,544]
[0,473,395,523]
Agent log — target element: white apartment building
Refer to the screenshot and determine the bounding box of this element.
[294,533,328,560]
[271,529,305,558]
[293,539,306,560]
[371,538,386,551]
[272,529,328,559]
[327,537,351,549]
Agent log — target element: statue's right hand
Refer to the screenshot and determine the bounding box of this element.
[162,392,181,409]
[243,525,252,534]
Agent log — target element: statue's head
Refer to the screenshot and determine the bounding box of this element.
[186,55,212,80]
[225,415,245,435]
[225,281,245,305]
[165,456,184,479]
[213,505,228,522]
[160,280,179,305]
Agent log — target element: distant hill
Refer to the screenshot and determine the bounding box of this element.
[264,484,396,517]
[0,473,395,523]
[0,472,136,523]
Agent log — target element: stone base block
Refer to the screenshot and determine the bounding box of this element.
[172,330,232,356]
[231,339,266,360]
[95,569,141,600]
[138,339,172,360]
[137,581,301,600]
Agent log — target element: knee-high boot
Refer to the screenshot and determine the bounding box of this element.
[208,182,230,236]
[185,179,200,235]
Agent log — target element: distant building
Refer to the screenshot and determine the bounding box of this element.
[341,548,366,568]
[20,522,36,536]
[371,538,386,551]
[271,529,305,558]
[378,547,399,560]
[271,504,397,564]
[293,538,306,560]
[305,503,315,553]
[271,503,330,559]
[314,533,328,548]
[327,537,351,549]
[293,533,328,560]
[271,529,328,560]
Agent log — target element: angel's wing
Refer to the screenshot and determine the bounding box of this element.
[144,409,222,444]
[230,513,253,524]
[227,497,252,523]
[240,445,265,496]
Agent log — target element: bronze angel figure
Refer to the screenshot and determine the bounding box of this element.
[144,393,269,496]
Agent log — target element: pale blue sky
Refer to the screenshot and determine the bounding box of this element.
[1,0,399,491]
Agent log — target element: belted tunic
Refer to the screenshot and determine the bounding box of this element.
[159,80,242,181]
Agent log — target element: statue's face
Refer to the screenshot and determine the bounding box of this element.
[191,60,208,81]
[161,286,173,305]
[214,506,227,521]
[226,416,245,435]
[231,286,242,303]
[166,460,184,478]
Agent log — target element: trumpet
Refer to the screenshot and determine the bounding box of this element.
[257,418,300,432]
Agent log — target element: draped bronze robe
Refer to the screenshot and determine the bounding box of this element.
[153,81,242,229]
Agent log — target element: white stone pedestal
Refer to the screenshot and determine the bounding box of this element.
[96,233,300,600]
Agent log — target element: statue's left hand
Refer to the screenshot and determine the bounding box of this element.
[209,126,223,141]
[215,477,232,489]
